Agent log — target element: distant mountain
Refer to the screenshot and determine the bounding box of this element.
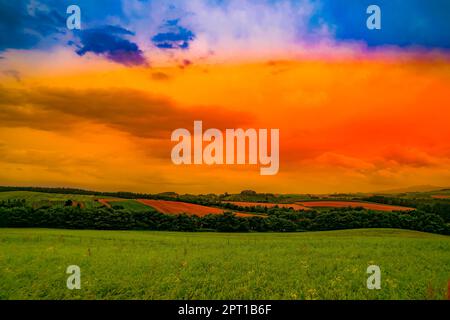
[375,185,445,194]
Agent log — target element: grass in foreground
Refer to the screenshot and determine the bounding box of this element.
[0,228,449,300]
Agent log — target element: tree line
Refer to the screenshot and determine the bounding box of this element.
[0,201,448,235]
[363,195,450,223]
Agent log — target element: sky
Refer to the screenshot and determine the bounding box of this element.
[0,0,450,194]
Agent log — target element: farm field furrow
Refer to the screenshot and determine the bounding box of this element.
[137,199,258,217]
[431,195,450,199]
[296,201,414,211]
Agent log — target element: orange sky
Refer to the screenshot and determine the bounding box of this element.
[1,55,450,194]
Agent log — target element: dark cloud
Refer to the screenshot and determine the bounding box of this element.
[152,19,195,50]
[0,86,253,138]
[0,0,140,66]
[151,72,171,81]
[0,0,65,51]
[73,25,147,66]
[179,59,192,69]
[3,70,21,82]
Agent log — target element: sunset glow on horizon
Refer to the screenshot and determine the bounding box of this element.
[1,1,450,194]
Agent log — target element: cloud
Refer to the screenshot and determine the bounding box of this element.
[0,85,253,139]
[0,0,65,51]
[73,25,147,66]
[315,0,450,49]
[151,71,171,81]
[179,0,321,57]
[121,0,450,61]
[0,142,84,169]
[315,152,376,171]
[2,70,21,81]
[152,19,195,49]
[2,0,449,67]
[383,147,439,168]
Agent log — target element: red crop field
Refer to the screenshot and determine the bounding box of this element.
[98,199,413,213]
[431,195,450,199]
[296,201,414,211]
[223,201,310,211]
[137,199,258,217]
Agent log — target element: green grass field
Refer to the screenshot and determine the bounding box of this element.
[0,228,449,300]
[109,200,154,211]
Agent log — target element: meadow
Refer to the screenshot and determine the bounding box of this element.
[0,191,105,209]
[1,228,449,300]
[0,191,103,202]
[102,199,154,211]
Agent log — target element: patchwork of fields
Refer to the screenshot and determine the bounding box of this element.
[0,191,106,209]
[0,191,418,216]
[296,201,414,212]
[224,201,415,212]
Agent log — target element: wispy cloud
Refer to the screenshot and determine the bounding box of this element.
[1,0,449,66]
[0,0,65,51]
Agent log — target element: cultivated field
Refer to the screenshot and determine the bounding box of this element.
[296,201,414,211]
[431,195,450,199]
[0,191,105,209]
[97,199,154,211]
[0,191,420,213]
[223,201,310,210]
[223,200,414,212]
[0,228,449,300]
[137,199,257,217]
